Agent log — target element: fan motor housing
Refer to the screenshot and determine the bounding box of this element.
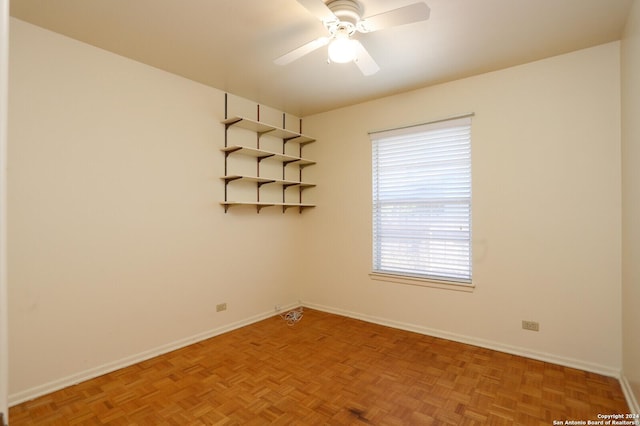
[326,0,363,26]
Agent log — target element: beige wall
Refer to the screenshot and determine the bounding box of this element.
[302,42,623,375]
[0,0,8,420]
[622,0,640,413]
[8,18,305,402]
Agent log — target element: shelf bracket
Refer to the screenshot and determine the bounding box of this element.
[282,136,297,145]
[257,130,274,140]
[281,204,310,214]
[224,147,242,158]
[223,176,242,183]
[256,204,274,214]
[257,154,276,162]
[257,180,275,188]
[224,118,243,130]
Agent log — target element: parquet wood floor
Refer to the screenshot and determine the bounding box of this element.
[10,309,630,425]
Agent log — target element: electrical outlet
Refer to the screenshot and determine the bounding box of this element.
[522,320,539,331]
[274,304,281,312]
[216,303,227,312]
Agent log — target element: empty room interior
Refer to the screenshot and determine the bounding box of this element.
[1,0,640,424]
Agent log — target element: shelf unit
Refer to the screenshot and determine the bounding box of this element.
[221,95,316,213]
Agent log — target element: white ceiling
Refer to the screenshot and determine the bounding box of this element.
[10,0,634,116]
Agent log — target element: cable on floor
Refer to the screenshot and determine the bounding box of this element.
[280,307,303,326]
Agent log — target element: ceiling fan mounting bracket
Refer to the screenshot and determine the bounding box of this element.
[324,0,363,31]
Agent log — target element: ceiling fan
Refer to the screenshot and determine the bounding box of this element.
[274,0,430,76]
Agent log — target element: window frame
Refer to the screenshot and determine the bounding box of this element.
[370,114,474,290]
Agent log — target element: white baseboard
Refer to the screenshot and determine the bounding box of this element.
[301,302,621,378]
[9,302,300,406]
[620,375,640,414]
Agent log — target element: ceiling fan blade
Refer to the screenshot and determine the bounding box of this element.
[274,37,330,66]
[353,40,380,76]
[297,0,336,22]
[358,2,430,33]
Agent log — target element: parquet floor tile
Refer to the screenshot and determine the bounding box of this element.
[9,309,630,425]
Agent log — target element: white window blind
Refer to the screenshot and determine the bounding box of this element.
[371,116,472,284]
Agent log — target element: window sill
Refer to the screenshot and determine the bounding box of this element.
[369,272,475,292]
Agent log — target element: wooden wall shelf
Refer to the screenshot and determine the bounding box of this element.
[221,96,316,214]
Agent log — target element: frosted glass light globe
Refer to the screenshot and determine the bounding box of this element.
[328,34,356,63]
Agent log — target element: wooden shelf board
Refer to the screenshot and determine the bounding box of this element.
[280,180,316,188]
[222,175,316,188]
[221,201,315,209]
[222,117,273,134]
[221,175,274,184]
[287,134,315,145]
[222,116,315,144]
[221,145,315,165]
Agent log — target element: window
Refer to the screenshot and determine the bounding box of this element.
[371,115,472,285]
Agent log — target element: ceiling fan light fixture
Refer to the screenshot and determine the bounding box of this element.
[275,0,430,75]
[328,30,356,63]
